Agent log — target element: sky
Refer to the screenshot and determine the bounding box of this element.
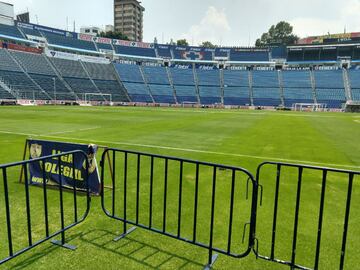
[4,0,360,46]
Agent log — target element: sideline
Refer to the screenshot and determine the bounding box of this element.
[0,130,359,170]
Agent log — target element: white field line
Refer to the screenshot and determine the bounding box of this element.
[0,130,359,170]
[42,126,101,136]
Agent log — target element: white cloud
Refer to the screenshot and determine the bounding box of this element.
[290,0,360,37]
[181,6,231,45]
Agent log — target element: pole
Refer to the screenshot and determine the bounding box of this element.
[53,78,56,105]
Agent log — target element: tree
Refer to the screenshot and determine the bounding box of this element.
[98,31,129,41]
[255,21,299,47]
[176,39,189,46]
[200,41,216,48]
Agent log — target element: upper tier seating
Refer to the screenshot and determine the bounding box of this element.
[11,50,56,76]
[0,24,24,39]
[96,43,113,51]
[114,45,156,58]
[19,27,42,38]
[156,46,172,58]
[230,50,270,62]
[352,89,360,101]
[43,32,97,51]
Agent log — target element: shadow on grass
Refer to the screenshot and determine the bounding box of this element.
[80,229,205,269]
[8,232,83,270]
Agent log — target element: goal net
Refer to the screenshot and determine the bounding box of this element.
[181,101,199,108]
[293,103,327,112]
[85,93,112,104]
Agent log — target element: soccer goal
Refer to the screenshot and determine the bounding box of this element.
[293,103,327,112]
[85,93,112,103]
[181,101,199,108]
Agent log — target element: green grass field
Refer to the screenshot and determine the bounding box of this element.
[0,106,359,270]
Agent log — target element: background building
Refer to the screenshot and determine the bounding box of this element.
[114,0,144,41]
[80,26,102,36]
[0,1,14,26]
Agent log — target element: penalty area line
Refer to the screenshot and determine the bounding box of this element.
[0,130,359,170]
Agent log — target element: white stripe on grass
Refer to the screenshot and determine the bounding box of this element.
[0,130,359,170]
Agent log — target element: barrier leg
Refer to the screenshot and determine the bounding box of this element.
[51,232,77,250]
[114,226,137,242]
[204,251,218,270]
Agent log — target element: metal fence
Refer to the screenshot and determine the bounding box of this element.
[100,148,258,268]
[254,162,360,270]
[0,150,90,265]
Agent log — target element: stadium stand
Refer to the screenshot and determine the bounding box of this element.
[252,70,281,106]
[0,84,15,100]
[0,24,24,39]
[230,49,270,62]
[170,66,198,103]
[142,65,175,103]
[349,69,360,101]
[223,69,251,105]
[196,68,221,104]
[156,45,172,58]
[282,69,314,106]
[50,57,100,98]
[114,45,156,58]
[96,42,113,51]
[114,63,152,102]
[43,32,97,52]
[18,27,43,38]
[313,69,346,108]
[80,61,129,102]
[0,48,49,99]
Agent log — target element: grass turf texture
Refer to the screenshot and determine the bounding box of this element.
[0,106,359,270]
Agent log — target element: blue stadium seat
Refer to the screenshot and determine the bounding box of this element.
[143,65,170,84]
[282,70,314,106]
[114,63,144,83]
[114,45,156,58]
[0,23,25,39]
[230,50,269,62]
[196,69,220,86]
[123,82,153,103]
[199,86,221,104]
[253,88,281,106]
[43,32,97,51]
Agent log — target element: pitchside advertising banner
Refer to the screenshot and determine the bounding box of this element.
[27,139,100,194]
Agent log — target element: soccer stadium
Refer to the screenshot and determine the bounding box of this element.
[0,0,359,269]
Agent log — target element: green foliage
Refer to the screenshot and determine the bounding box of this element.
[98,31,129,41]
[200,41,216,48]
[255,21,299,47]
[176,39,189,46]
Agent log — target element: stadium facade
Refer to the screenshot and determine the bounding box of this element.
[0,20,359,110]
[114,0,144,42]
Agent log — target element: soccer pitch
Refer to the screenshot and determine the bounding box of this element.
[0,106,359,270]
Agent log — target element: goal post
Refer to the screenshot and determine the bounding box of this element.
[85,93,112,103]
[181,101,199,108]
[293,103,327,112]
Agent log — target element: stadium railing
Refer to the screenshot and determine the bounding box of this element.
[0,150,91,265]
